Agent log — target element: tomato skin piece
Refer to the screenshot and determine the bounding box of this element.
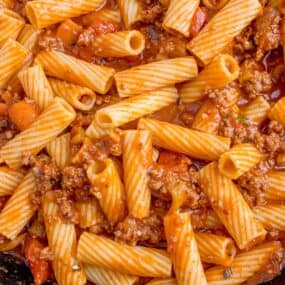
[90,20,120,36]
[24,237,51,285]
[189,7,208,38]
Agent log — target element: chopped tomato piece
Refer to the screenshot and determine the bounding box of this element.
[189,7,208,38]
[158,151,190,173]
[24,237,51,285]
[90,20,120,36]
[0,103,8,115]
[56,19,83,46]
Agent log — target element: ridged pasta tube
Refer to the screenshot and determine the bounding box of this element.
[187,0,262,65]
[218,143,262,179]
[18,64,54,110]
[206,241,282,284]
[35,50,115,94]
[49,78,96,111]
[138,118,230,161]
[0,98,76,169]
[0,172,36,239]
[0,8,24,47]
[92,30,145,57]
[0,167,25,196]
[179,54,239,103]
[162,0,199,37]
[87,158,125,225]
[26,0,106,29]
[115,57,197,97]
[122,130,152,219]
[84,264,139,285]
[164,212,207,285]
[46,133,71,169]
[95,87,178,128]
[77,232,172,277]
[0,39,28,88]
[199,162,266,249]
[118,0,141,29]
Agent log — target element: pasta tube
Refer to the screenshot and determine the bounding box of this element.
[253,204,285,231]
[84,264,139,285]
[264,170,285,200]
[187,0,262,65]
[87,158,125,225]
[0,98,76,169]
[163,0,199,37]
[118,0,141,29]
[81,9,121,26]
[268,97,285,125]
[179,54,239,103]
[17,24,40,52]
[122,130,152,219]
[95,87,178,128]
[26,0,106,29]
[138,118,230,161]
[240,96,270,124]
[35,50,115,94]
[0,167,25,196]
[77,232,172,277]
[195,232,236,266]
[164,212,207,285]
[0,8,24,47]
[0,0,13,8]
[277,153,285,165]
[205,211,224,229]
[92,30,145,57]
[115,57,197,97]
[46,133,71,169]
[218,143,262,179]
[75,199,104,229]
[206,241,283,284]
[199,162,266,249]
[0,172,36,239]
[42,194,77,265]
[18,64,54,110]
[0,39,28,89]
[86,124,121,140]
[53,259,86,285]
[49,78,96,111]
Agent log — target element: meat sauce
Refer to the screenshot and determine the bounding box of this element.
[2,0,285,284]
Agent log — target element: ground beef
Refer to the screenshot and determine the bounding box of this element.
[239,59,272,99]
[26,155,61,204]
[114,213,164,246]
[254,6,281,55]
[148,151,209,210]
[254,132,281,156]
[0,115,18,147]
[237,161,273,207]
[233,26,255,58]
[140,2,165,24]
[76,27,95,47]
[37,30,65,52]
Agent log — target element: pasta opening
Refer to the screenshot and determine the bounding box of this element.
[79,94,93,105]
[221,55,239,78]
[128,32,145,53]
[219,157,237,177]
[96,112,113,127]
[225,240,237,259]
[91,161,107,175]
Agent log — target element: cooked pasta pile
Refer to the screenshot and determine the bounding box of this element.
[0,0,285,284]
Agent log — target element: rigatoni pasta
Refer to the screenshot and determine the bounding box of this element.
[218,143,262,179]
[0,172,36,239]
[84,264,139,285]
[138,118,230,161]
[49,78,96,111]
[164,212,207,285]
[77,232,172,277]
[18,64,54,110]
[35,50,115,94]
[118,0,141,29]
[268,97,285,125]
[0,167,25,196]
[92,30,145,57]
[0,39,28,89]
[25,0,106,29]
[95,87,178,128]
[162,0,199,37]
[199,162,266,249]
[0,98,75,169]
[122,130,152,219]
[87,158,125,225]
[264,170,285,200]
[179,54,239,103]
[115,57,197,97]
[187,0,262,65]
